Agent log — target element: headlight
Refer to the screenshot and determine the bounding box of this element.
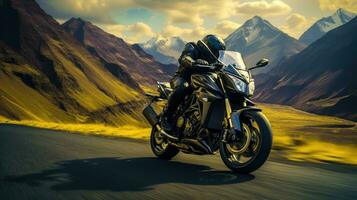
[248,80,255,96]
[228,74,248,94]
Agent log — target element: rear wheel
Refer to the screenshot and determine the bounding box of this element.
[220,111,272,174]
[150,125,179,160]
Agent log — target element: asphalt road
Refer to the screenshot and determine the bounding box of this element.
[1,124,357,200]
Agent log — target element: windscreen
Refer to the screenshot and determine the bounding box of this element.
[218,50,247,70]
[218,50,250,81]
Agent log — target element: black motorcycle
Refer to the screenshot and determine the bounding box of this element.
[143,50,272,174]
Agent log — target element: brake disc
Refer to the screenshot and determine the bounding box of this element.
[226,124,252,154]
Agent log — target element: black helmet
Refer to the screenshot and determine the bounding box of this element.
[197,35,226,62]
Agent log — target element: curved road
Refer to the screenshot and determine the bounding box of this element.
[1,124,356,199]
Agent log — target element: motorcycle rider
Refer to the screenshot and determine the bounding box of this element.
[161,34,226,134]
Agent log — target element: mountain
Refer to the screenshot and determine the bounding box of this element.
[130,43,177,75]
[62,18,175,86]
[225,16,306,73]
[0,0,146,125]
[139,36,186,65]
[299,8,356,45]
[254,17,357,121]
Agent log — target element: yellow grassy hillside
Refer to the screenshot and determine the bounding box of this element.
[260,104,357,164]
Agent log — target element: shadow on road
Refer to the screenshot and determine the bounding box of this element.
[4,157,254,192]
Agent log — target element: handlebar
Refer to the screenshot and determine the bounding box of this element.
[194,64,217,70]
[193,62,224,71]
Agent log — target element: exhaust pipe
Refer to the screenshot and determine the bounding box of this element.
[143,104,158,126]
[156,125,179,142]
[143,104,180,142]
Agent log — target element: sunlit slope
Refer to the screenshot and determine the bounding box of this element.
[0,67,72,122]
[0,0,145,125]
[44,37,141,110]
[0,44,145,125]
[62,18,175,87]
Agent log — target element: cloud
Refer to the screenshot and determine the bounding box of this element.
[160,20,240,42]
[36,0,240,26]
[161,25,206,41]
[36,0,302,42]
[128,22,155,36]
[101,22,155,43]
[319,0,357,12]
[280,13,316,38]
[165,10,203,26]
[213,20,241,38]
[287,13,306,28]
[236,0,292,16]
[36,0,242,42]
[36,0,130,24]
[100,24,125,38]
[132,0,238,26]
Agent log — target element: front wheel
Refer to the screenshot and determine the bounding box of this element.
[150,125,179,160]
[220,111,272,174]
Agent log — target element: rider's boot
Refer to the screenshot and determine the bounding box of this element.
[160,107,175,134]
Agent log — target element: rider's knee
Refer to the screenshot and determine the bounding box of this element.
[171,77,188,90]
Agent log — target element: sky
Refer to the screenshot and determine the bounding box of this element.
[35,0,357,43]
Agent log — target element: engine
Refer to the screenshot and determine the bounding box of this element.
[176,109,201,138]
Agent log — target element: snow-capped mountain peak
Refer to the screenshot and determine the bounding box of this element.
[318,8,355,32]
[224,16,305,74]
[144,36,185,50]
[248,16,279,31]
[299,8,356,45]
[139,36,186,65]
[225,16,282,50]
[334,8,355,21]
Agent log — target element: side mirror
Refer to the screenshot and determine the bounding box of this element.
[249,58,269,70]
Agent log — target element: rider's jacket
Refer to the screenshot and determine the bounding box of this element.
[176,42,213,80]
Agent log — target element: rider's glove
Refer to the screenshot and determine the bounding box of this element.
[213,62,224,70]
[193,59,209,66]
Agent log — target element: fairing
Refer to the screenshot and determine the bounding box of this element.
[191,73,224,130]
[191,73,222,96]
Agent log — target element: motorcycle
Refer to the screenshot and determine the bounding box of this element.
[143,50,272,174]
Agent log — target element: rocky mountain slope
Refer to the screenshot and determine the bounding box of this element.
[254,17,357,121]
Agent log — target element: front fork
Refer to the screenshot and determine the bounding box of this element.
[217,74,260,143]
[222,98,244,143]
[217,75,239,143]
